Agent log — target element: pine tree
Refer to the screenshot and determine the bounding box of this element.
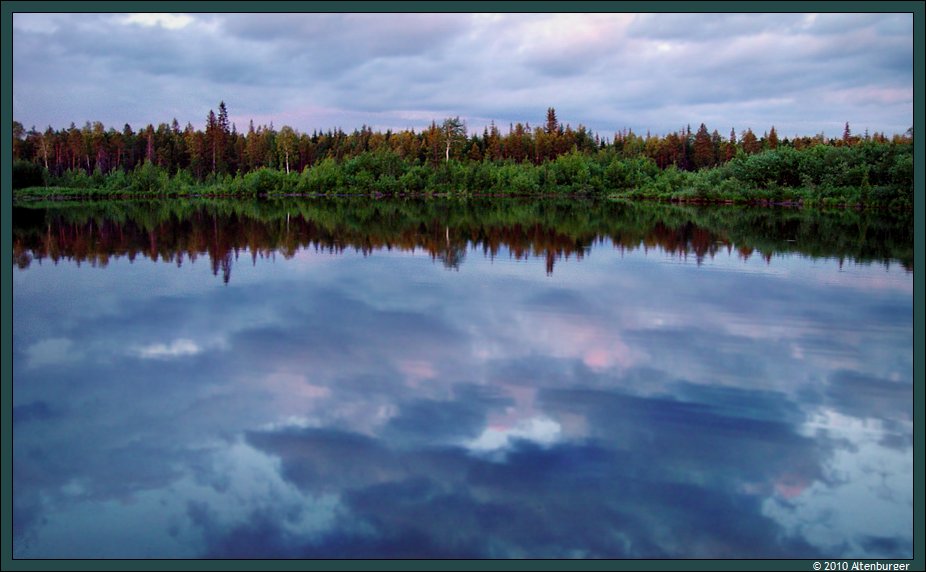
[741,128,760,155]
[726,127,737,161]
[206,109,218,174]
[710,129,722,165]
[545,107,559,134]
[692,123,713,169]
[216,101,230,173]
[468,142,482,162]
[768,126,779,149]
[144,124,155,164]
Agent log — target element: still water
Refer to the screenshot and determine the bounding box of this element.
[12,199,913,559]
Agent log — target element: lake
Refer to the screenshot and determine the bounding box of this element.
[11,199,913,559]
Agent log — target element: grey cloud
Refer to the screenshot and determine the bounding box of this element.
[626,326,770,380]
[523,286,598,314]
[248,428,402,492]
[627,13,808,40]
[46,19,272,86]
[483,353,605,391]
[12,267,479,547]
[12,401,56,424]
[230,383,828,558]
[825,370,912,423]
[670,381,808,425]
[13,13,912,136]
[806,13,902,36]
[231,288,471,385]
[860,536,910,557]
[879,432,913,451]
[218,13,467,79]
[382,384,513,447]
[221,13,464,53]
[535,387,834,525]
[518,37,621,80]
[628,13,902,42]
[12,204,912,558]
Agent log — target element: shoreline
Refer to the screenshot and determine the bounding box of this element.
[11,188,909,212]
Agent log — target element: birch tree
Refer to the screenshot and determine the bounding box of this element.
[441,117,466,162]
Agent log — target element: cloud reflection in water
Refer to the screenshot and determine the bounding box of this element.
[12,204,912,559]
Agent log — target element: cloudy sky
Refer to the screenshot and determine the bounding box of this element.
[12,12,913,139]
[13,208,913,557]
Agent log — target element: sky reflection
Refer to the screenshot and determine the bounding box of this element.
[12,209,912,559]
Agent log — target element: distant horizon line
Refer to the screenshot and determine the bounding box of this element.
[13,114,912,142]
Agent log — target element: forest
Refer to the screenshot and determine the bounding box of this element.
[13,198,913,279]
[12,103,914,209]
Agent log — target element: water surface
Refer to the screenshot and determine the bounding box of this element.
[12,199,913,559]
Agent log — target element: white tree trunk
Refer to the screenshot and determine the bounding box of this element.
[42,142,49,170]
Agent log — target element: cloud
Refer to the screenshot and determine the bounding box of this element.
[763,409,913,558]
[627,13,806,40]
[11,211,912,558]
[464,416,562,455]
[134,338,201,359]
[824,370,912,422]
[11,13,912,136]
[231,383,829,558]
[122,13,194,30]
[382,384,513,448]
[13,401,56,424]
[25,337,80,368]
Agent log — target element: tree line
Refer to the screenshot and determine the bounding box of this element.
[12,103,914,209]
[13,198,912,281]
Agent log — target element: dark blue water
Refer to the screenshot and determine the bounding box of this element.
[12,201,913,559]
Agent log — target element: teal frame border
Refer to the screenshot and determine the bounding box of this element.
[1,2,922,571]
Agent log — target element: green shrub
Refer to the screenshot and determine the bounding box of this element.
[13,160,46,189]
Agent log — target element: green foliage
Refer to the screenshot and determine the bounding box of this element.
[889,152,913,194]
[240,167,287,194]
[103,168,128,192]
[171,169,196,195]
[13,197,912,273]
[128,161,169,194]
[12,99,914,212]
[464,161,495,193]
[398,165,430,193]
[340,148,409,193]
[550,151,593,192]
[13,138,914,210]
[56,168,94,189]
[492,162,539,195]
[13,160,46,189]
[297,158,343,194]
